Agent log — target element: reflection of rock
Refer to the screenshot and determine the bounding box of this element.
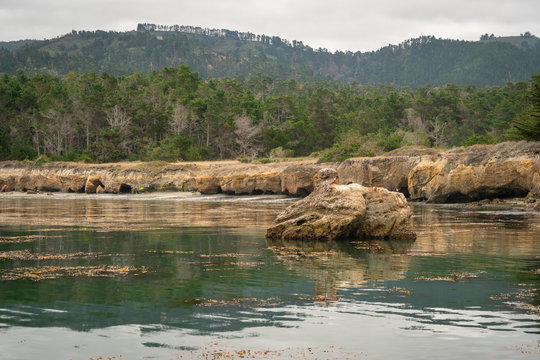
[267,238,413,299]
[266,168,416,241]
[411,202,540,256]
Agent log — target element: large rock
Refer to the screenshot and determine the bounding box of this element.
[408,142,540,202]
[266,168,416,241]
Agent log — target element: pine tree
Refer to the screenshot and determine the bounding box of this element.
[508,73,540,141]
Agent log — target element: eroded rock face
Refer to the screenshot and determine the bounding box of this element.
[85,176,103,194]
[266,168,416,241]
[0,142,536,202]
[220,172,281,195]
[280,165,322,196]
[408,142,540,203]
[337,156,421,195]
[195,175,222,194]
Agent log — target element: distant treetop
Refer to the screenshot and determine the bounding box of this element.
[136,23,305,49]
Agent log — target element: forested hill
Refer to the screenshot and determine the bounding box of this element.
[1,25,540,86]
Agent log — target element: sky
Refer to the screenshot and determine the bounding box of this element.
[1,0,539,52]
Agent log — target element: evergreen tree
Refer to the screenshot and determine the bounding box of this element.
[508,73,540,140]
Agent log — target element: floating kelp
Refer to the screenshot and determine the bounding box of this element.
[145,250,196,255]
[490,287,539,315]
[294,294,342,302]
[416,271,485,282]
[350,242,386,252]
[0,250,103,261]
[197,261,263,271]
[187,297,281,307]
[0,251,136,261]
[0,235,64,243]
[198,253,250,258]
[0,265,150,281]
[175,343,362,360]
[145,250,250,258]
[268,246,338,259]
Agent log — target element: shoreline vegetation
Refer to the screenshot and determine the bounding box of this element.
[1,141,538,210]
[1,68,538,165]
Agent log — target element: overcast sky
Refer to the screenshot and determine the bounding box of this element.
[1,0,539,52]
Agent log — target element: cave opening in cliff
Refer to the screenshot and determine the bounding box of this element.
[119,184,132,194]
[445,188,530,203]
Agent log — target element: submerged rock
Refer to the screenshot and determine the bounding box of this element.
[266,168,416,241]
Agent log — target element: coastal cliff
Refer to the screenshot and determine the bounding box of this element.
[0,142,538,206]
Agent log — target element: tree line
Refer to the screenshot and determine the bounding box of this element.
[0,67,538,163]
[1,29,539,87]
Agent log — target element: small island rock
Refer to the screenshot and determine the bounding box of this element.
[266,168,416,241]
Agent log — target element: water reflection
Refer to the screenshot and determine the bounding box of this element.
[412,203,540,257]
[0,193,290,231]
[0,194,539,359]
[267,239,414,300]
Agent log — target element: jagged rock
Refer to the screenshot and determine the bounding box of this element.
[0,184,8,192]
[85,176,103,194]
[96,185,105,194]
[266,168,416,241]
[67,175,87,193]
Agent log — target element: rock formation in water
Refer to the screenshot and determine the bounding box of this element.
[0,142,538,207]
[265,168,416,241]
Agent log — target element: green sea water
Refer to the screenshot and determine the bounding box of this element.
[0,193,538,359]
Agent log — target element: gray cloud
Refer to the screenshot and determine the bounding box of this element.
[1,0,539,52]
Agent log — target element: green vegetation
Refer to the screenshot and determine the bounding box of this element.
[507,73,540,140]
[1,66,538,163]
[1,28,539,86]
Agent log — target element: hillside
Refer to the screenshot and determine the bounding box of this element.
[1,25,540,86]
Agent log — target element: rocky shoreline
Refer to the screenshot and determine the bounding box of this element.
[0,141,538,207]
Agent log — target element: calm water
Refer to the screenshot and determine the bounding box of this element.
[0,193,538,360]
